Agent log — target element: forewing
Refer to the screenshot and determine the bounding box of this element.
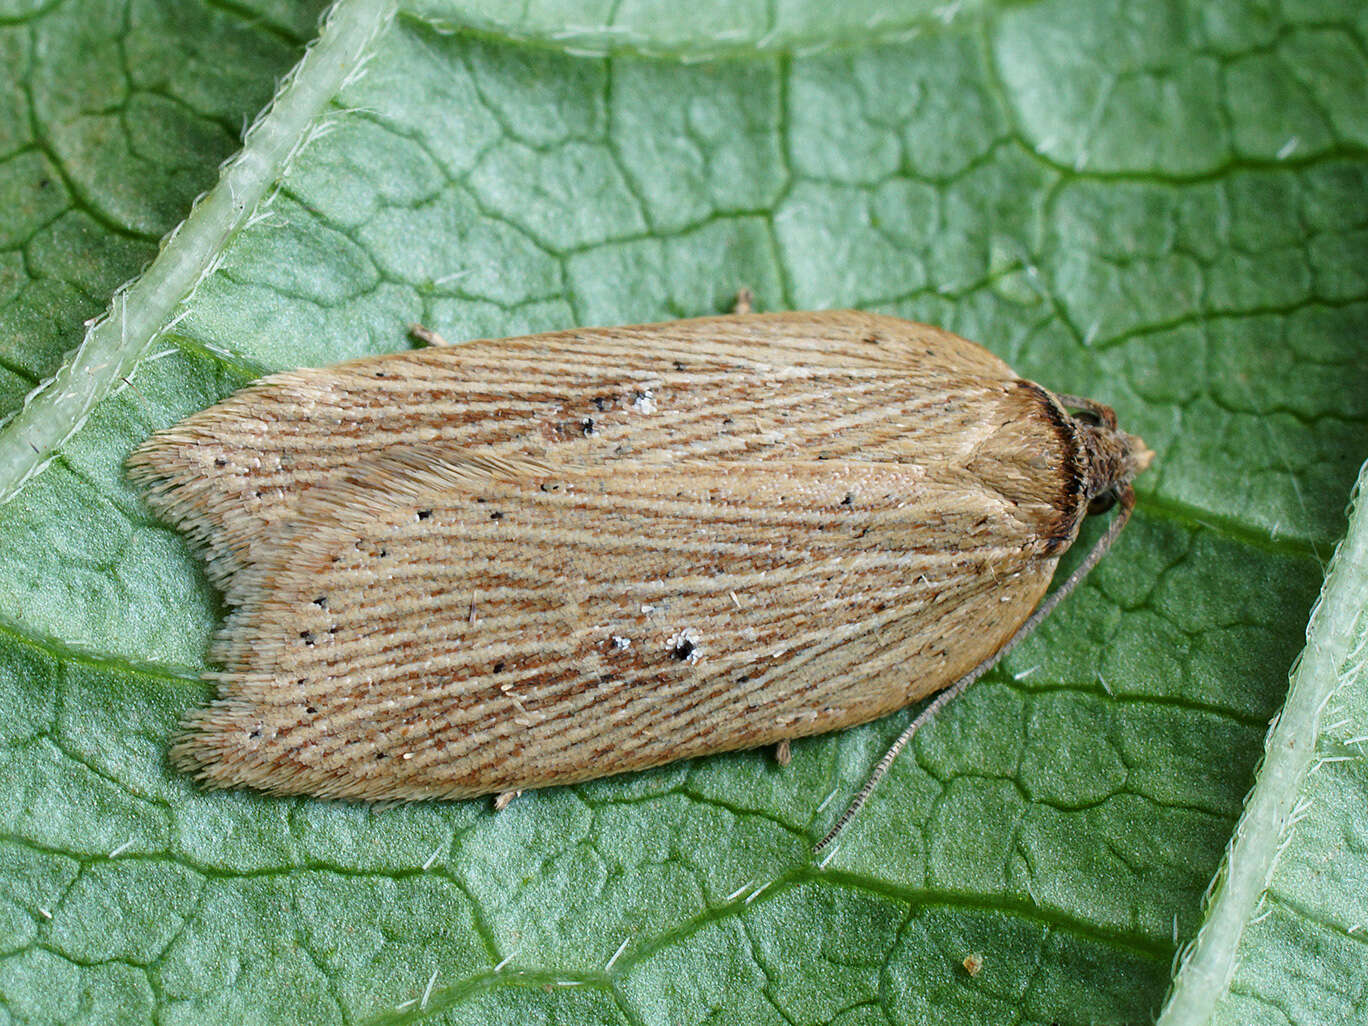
[175,448,1060,801]
[128,312,1021,586]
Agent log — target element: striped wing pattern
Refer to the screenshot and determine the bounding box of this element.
[129,312,1019,587]
[132,313,1086,800]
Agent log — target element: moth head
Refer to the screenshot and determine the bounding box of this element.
[1066,400,1154,514]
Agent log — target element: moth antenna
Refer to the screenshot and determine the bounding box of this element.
[812,485,1137,855]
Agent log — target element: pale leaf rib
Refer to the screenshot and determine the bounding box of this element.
[1159,459,1368,1024]
[0,0,398,504]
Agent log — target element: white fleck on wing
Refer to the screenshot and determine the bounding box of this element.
[128,312,1019,587]
[173,447,1062,801]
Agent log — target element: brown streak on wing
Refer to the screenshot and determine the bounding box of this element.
[128,312,1021,587]
[173,450,1065,801]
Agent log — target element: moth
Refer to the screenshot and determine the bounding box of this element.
[130,311,1152,849]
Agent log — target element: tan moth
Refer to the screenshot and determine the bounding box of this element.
[129,311,1152,850]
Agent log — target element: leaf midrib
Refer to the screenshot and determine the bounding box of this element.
[0,0,398,505]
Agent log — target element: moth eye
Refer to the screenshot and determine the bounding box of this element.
[1088,489,1118,515]
[1070,403,1118,429]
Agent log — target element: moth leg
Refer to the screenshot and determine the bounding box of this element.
[731,287,754,316]
[408,323,455,348]
[774,739,792,766]
[492,789,522,812]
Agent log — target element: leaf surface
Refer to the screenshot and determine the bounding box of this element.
[0,0,1364,1023]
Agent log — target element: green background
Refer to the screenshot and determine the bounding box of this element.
[0,0,1364,1023]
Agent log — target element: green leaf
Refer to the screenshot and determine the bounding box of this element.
[403,0,1010,58]
[1,0,1365,1023]
[1160,461,1368,1026]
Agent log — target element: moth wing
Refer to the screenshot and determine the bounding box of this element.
[566,310,1016,376]
[175,445,1061,801]
[127,312,1023,587]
